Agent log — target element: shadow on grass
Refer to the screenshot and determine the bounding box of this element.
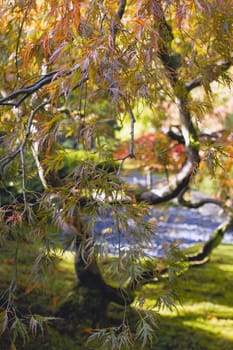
[15,305,233,350]
[1,242,233,350]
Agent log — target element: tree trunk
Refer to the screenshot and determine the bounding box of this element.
[57,232,133,329]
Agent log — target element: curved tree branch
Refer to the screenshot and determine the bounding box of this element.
[167,126,185,144]
[187,215,233,263]
[134,2,200,205]
[0,68,88,108]
[135,157,198,204]
[186,59,233,92]
[128,212,233,290]
[0,71,59,106]
[178,187,223,209]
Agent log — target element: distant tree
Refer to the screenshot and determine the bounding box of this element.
[0,1,233,348]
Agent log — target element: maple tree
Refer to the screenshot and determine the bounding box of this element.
[1,0,233,348]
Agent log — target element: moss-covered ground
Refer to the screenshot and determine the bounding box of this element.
[0,239,233,350]
[146,244,233,350]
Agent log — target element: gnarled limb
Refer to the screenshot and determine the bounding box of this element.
[133,3,200,205]
[75,241,133,305]
[178,187,223,209]
[56,206,134,325]
[140,3,231,210]
[0,69,88,108]
[0,71,59,106]
[187,215,233,264]
[127,214,233,289]
[135,150,199,204]
[186,58,233,92]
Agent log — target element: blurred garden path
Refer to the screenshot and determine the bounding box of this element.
[94,172,233,256]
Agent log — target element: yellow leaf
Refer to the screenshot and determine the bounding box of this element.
[83,326,93,334]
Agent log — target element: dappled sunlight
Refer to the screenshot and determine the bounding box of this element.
[138,245,233,349]
[159,302,233,338]
[56,250,76,274]
[217,264,233,273]
[1,1,233,348]
[184,318,233,341]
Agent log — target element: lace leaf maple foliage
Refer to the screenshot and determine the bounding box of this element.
[0,1,233,349]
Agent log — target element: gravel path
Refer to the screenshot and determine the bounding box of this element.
[94,173,233,256]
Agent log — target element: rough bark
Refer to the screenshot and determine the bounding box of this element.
[132,3,200,205]
[57,217,133,327]
[75,237,133,306]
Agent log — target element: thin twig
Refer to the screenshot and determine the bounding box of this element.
[186,59,233,92]
[0,100,49,175]
[178,187,223,209]
[20,147,27,209]
[31,143,48,190]
[117,99,135,176]
[15,1,32,82]
[71,75,89,92]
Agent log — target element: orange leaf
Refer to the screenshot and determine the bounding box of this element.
[132,17,145,26]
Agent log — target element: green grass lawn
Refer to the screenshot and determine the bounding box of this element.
[144,244,233,350]
[0,240,233,350]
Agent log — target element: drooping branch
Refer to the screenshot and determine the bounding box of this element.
[135,157,198,204]
[186,59,233,92]
[0,100,49,177]
[187,215,233,263]
[178,187,223,209]
[128,212,233,290]
[0,71,59,106]
[0,64,90,109]
[116,98,136,170]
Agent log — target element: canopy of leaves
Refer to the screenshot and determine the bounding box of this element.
[1,1,233,349]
